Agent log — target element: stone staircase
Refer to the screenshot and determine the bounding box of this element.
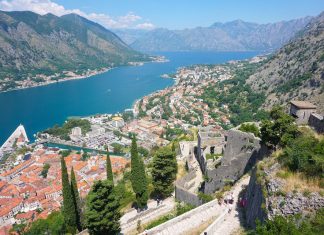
[143,199,223,235]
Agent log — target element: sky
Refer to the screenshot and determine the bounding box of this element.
[0,0,323,30]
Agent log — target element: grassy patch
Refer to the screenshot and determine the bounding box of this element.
[144,203,195,230]
[145,214,174,230]
[276,170,323,194]
[176,160,187,180]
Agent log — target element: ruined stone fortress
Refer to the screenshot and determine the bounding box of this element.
[175,125,267,206]
[175,100,323,206]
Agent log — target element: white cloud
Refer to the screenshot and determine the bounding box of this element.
[135,22,155,30]
[0,0,155,29]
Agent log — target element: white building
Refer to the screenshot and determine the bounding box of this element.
[111,117,125,128]
[71,127,82,136]
[70,127,82,141]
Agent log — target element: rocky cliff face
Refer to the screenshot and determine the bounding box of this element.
[117,17,312,52]
[245,161,324,229]
[0,11,146,90]
[247,12,324,112]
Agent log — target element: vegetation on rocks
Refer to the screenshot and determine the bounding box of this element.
[279,130,324,178]
[239,123,260,137]
[260,106,299,148]
[199,61,268,126]
[250,208,324,235]
[0,11,148,91]
[247,12,324,112]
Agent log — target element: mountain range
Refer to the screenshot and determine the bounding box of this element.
[0,10,147,89]
[247,12,324,112]
[114,17,312,52]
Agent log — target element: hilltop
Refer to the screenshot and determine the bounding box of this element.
[247,12,324,112]
[0,11,147,91]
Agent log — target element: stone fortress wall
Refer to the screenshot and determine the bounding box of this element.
[245,163,324,229]
[175,170,203,207]
[201,129,268,194]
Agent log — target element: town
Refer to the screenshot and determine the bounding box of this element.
[0,55,323,235]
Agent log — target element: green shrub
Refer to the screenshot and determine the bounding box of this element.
[279,133,324,178]
[239,123,260,137]
[250,208,324,235]
[198,192,213,203]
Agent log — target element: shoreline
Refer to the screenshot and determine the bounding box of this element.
[0,56,169,94]
[0,67,112,94]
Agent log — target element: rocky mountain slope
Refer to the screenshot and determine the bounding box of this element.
[247,12,324,113]
[115,17,312,52]
[0,11,147,90]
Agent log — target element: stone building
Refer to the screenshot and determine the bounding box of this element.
[196,126,225,174]
[111,116,125,128]
[70,127,82,141]
[308,113,324,133]
[289,101,317,125]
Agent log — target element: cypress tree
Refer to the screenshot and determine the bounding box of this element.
[152,147,178,198]
[106,149,114,183]
[70,167,82,232]
[130,136,148,209]
[85,180,121,235]
[60,157,77,233]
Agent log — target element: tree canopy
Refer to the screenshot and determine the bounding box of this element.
[85,180,121,235]
[151,147,178,199]
[61,157,77,233]
[106,151,114,183]
[70,167,82,232]
[260,106,298,148]
[24,211,65,235]
[130,137,148,209]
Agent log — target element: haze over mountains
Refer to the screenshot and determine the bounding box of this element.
[114,17,312,52]
[0,10,146,86]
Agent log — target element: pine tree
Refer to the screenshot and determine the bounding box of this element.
[130,136,148,209]
[106,150,114,183]
[85,180,121,235]
[60,157,77,233]
[151,147,178,198]
[70,167,82,232]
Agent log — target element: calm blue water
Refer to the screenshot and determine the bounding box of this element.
[0,51,259,144]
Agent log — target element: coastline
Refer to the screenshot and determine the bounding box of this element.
[0,67,112,94]
[0,56,169,94]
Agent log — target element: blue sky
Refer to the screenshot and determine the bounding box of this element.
[0,0,323,29]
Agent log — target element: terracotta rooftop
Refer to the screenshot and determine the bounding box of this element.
[290,101,317,109]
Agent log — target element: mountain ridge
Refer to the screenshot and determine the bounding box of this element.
[247,12,324,112]
[0,10,147,91]
[114,17,313,52]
